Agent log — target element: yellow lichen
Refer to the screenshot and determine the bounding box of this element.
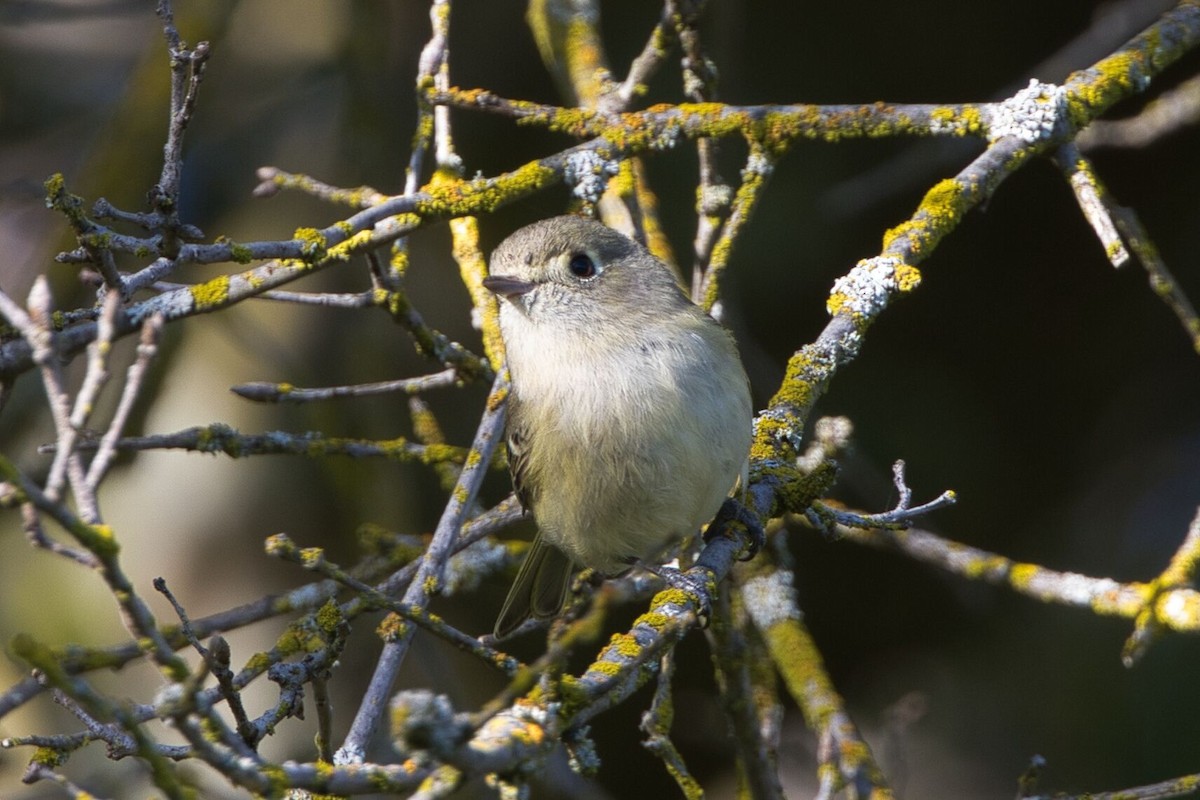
[415,161,557,217]
[929,105,985,137]
[919,178,967,228]
[586,659,622,678]
[1069,51,1142,123]
[32,746,67,768]
[244,651,271,674]
[961,551,1009,580]
[769,349,819,411]
[189,274,231,311]
[825,291,850,319]
[327,228,376,261]
[637,611,670,630]
[882,179,968,258]
[1008,563,1038,589]
[43,172,65,200]
[608,633,642,659]
[510,719,546,746]
[300,547,324,569]
[293,227,328,260]
[377,612,410,642]
[763,620,839,729]
[893,263,922,293]
[314,599,343,638]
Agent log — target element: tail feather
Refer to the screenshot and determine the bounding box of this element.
[494,534,573,639]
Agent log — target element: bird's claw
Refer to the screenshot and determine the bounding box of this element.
[703,497,765,561]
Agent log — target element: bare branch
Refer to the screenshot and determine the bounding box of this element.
[231,368,459,403]
[1110,204,1200,354]
[84,313,164,492]
[53,423,472,465]
[336,370,510,764]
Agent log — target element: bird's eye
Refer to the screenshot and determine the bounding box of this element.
[567,252,597,279]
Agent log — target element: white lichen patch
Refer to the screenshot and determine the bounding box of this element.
[743,569,800,629]
[797,415,854,472]
[988,79,1068,143]
[563,150,620,203]
[827,256,905,317]
[742,149,774,179]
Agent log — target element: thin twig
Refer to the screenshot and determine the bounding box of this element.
[231,368,459,403]
[614,4,675,108]
[742,559,894,798]
[1054,142,1130,267]
[1123,506,1200,665]
[667,0,735,301]
[53,423,471,465]
[266,534,520,677]
[335,370,510,764]
[0,280,88,508]
[69,290,121,434]
[253,166,388,206]
[22,762,108,799]
[84,313,164,492]
[639,650,705,800]
[154,579,257,755]
[0,498,521,727]
[154,0,209,258]
[1025,770,1200,800]
[697,144,775,313]
[821,515,1200,635]
[1110,203,1200,353]
[16,489,98,567]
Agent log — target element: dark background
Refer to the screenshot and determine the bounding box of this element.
[1,1,1199,797]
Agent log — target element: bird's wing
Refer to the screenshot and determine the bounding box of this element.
[493,533,573,638]
[506,396,535,512]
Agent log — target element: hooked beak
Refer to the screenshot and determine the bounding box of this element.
[482,275,536,299]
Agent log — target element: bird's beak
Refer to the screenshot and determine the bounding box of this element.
[482,275,536,299]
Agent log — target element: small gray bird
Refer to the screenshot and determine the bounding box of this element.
[483,215,752,638]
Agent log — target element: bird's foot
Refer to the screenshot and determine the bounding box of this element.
[703,497,765,561]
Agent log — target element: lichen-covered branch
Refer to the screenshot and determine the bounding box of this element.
[817,511,1200,641]
[705,587,785,800]
[4,0,1200,797]
[741,554,894,799]
[56,423,473,465]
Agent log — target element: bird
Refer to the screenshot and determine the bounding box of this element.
[482,215,752,639]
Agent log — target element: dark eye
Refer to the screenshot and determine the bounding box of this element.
[567,252,597,279]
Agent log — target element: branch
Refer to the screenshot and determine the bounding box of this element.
[230,368,460,403]
[336,370,510,764]
[1054,141,1200,352]
[51,423,472,465]
[1079,71,1200,149]
[0,496,522,725]
[818,508,1200,642]
[1024,768,1200,800]
[741,557,894,799]
[704,587,784,799]
[6,3,1196,386]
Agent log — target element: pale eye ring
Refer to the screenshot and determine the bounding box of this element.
[567,252,597,279]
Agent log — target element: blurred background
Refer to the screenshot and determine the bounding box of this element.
[2,0,1199,797]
